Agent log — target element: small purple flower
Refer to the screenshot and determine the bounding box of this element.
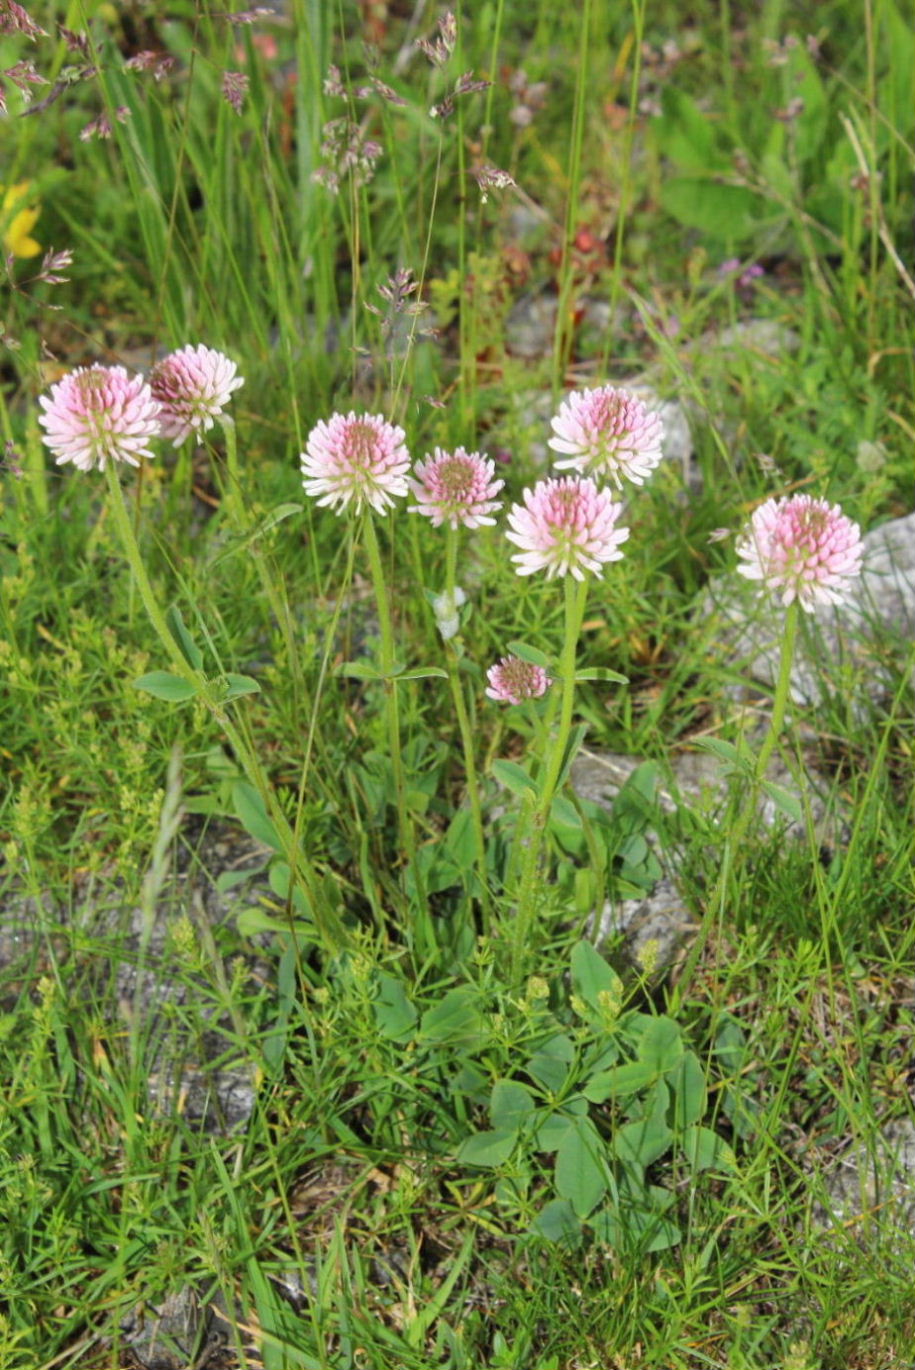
[301,411,410,515]
[486,655,550,704]
[409,447,504,529]
[736,494,864,611]
[548,385,664,488]
[38,365,160,472]
[506,476,629,580]
[150,344,244,446]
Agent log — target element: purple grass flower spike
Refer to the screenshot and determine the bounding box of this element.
[150,345,244,446]
[38,365,160,472]
[736,494,864,611]
[408,447,504,529]
[486,655,550,704]
[301,411,410,515]
[548,385,664,488]
[506,475,629,580]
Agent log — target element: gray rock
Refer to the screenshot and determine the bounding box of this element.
[590,876,698,979]
[813,1117,915,1248]
[120,1286,214,1370]
[703,510,915,707]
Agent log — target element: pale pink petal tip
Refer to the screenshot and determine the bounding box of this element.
[300,411,410,515]
[38,364,161,472]
[485,655,550,704]
[506,475,629,580]
[735,493,864,611]
[548,384,664,488]
[150,344,244,446]
[408,447,504,529]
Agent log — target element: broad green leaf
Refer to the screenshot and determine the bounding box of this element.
[232,781,283,852]
[690,736,751,771]
[527,1033,575,1093]
[419,987,486,1046]
[133,671,199,702]
[373,973,418,1041]
[614,1115,673,1168]
[571,940,622,1012]
[638,1017,683,1072]
[659,178,767,244]
[653,87,723,172]
[267,860,311,915]
[670,1050,707,1130]
[457,1128,517,1167]
[583,1060,657,1103]
[759,778,803,824]
[533,1112,573,1153]
[530,1198,582,1245]
[555,1116,609,1218]
[236,906,294,939]
[490,1080,536,1132]
[505,639,551,667]
[165,604,203,670]
[222,673,261,700]
[548,794,582,835]
[491,759,537,797]
[682,1125,736,1173]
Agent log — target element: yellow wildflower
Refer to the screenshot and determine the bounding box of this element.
[1,182,41,259]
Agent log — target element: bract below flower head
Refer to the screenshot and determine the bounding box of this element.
[409,446,504,529]
[301,411,410,515]
[485,655,550,704]
[150,344,244,446]
[38,365,160,472]
[548,384,664,488]
[506,475,629,580]
[735,493,864,611]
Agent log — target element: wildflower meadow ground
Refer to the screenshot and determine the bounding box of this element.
[3,2,915,1367]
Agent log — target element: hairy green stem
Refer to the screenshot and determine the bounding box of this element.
[512,576,587,984]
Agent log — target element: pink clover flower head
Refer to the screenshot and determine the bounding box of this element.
[301,411,410,515]
[408,446,504,529]
[506,475,629,580]
[38,364,160,472]
[485,655,550,705]
[736,494,864,611]
[548,385,664,488]
[150,344,244,446]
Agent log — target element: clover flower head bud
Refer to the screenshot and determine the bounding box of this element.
[485,655,550,704]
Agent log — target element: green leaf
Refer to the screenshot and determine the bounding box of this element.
[682,1125,736,1173]
[222,673,261,700]
[267,861,311,915]
[419,987,486,1046]
[614,1115,673,1168]
[583,1060,657,1103]
[638,1017,683,1073]
[549,794,582,831]
[133,671,199,702]
[208,503,304,568]
[505,639,551,668]
[759,779,803,824]
[232,782,283,853]
[373,973,418,1041]
[670,1050,707,1130]
[236,906,294,939]
[571,940,622,1012]
[527,1033,576,1093]
[555,1116,609,1219]
[573,668,628,685]
[533,1112,573,1153]
[165,604,203,671]
[457,1128,517,1167]
[659,178,768,244]
[491,759,537,797]
[653,87,723,172]
[530,1198,582,1246]
[490,1080,536,1132]
[690,737,752,772]
[394,666,449,680]
[336,659,382,680]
